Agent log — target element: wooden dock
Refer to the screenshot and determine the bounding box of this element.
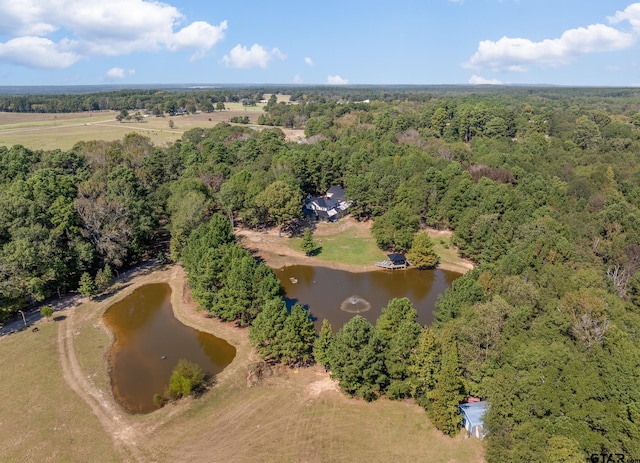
[375,253,409,270]
[375,260,408,270]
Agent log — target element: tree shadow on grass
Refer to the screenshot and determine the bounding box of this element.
[288,218,318,238]
[93,283,132,302]
[308,246,323,257]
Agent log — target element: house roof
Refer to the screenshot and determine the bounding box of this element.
[459,401,488,428]
[326,185,345,201]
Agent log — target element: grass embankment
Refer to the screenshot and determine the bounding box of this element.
[0,265,483,462]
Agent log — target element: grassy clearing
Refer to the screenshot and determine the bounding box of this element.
[290,227,387,266]
[224,102,265,112]
[285,220,473,274]
[0,321,120,462]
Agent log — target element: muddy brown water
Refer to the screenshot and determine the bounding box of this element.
[103,283,236,414]
[276,265,460,329]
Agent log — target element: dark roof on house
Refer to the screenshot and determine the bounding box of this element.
[326,185,345,201]
[387,253,406,263]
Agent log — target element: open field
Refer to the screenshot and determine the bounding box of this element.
[0,264,484,462]
[0,108,264,151]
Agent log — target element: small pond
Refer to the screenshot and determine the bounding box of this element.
[103,283,236,414]
[276,266,460,329]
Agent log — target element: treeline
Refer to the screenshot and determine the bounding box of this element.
[0,88,262,114]
[3,86,640,460]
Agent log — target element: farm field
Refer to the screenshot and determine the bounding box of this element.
[0,264,484,463]
[0,105,264,151]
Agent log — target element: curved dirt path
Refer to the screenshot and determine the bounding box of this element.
[57,299,154,462]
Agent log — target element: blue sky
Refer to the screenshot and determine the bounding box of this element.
[1,0,640,86]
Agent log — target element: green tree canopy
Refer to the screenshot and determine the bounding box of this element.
[406,232,439,269]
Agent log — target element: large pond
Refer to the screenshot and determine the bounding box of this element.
[276,266,460,329]
[103,283,236,414]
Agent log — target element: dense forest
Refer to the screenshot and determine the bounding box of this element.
[3,86,640,461]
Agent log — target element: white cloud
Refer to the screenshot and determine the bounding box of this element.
[106,67,135,79]
[0,0,227,69]
[609,3,640,32]
[106,67,125,78]
[0,36,81,69]
[468,75,504,85]
[304,57,313,66]
[222,44,285,68]
[293,74,303,84]
[465,7,638,72]
[169,20,228,60]
[327,75,348,85]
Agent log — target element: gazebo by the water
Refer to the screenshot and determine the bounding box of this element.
[375,253,408,270]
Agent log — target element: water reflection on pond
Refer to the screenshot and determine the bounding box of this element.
[277,266,460,328]
[103,283,236,414]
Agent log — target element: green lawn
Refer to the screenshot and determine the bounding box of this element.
[290,228,387,266]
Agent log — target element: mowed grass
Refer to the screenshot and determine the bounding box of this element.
[0,109,264,151]
[150,367,484,463]
[290,222,388,266]
[0,321,120,463]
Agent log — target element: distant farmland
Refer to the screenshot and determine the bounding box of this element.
[0,104,263,150]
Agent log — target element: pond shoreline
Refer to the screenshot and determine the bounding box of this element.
[236,219,474,275]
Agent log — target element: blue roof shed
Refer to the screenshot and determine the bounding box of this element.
[459,401,488,439]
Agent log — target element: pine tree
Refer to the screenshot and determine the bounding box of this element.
[78,272,97,297]
[329,315,375,397]
[249,299,288,359]
[300,228,317,256]
[409,327,440,408]
[94,264,114,292]
[277,304,316,365]
[430,327,463,435]
[314,319,335,369]
[406,232,439,269]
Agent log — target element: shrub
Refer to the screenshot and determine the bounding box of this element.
[40,305,54,319]
[168,359,206,399]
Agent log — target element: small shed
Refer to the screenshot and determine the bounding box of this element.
[459,401,488,439]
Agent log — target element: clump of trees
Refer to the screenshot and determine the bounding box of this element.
[180,214,283,326]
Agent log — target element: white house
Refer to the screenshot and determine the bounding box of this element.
[303,186,350,221]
